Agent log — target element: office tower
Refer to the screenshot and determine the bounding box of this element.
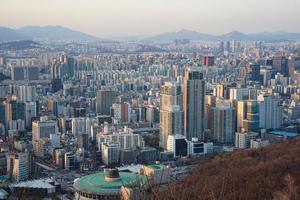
[235,132,258,149]
[219,41,224,54]
[242,100,260,132]
[211,104,236,145]
[51,79,63,93]
[7,152,29,182]
[4,97,25,129]
[182,68,205,141]
[203,56,215,66]
[249,64,261,82]
[24,102,37,129]
[78,133,89,150]
[272,56,289,77]
[159,82,183,149]
[32,119,58,140]
[96,87,116,115]
[101,143,120,166]
[237,100,259,132]
[71,117,86,136]
[258,93,283,129]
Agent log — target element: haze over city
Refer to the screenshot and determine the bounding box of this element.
[1,0,300,37]
[1,0,300,200]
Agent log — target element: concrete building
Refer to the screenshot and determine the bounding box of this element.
[242,100,260,132]
[182,68,205,141]
[24,102,37,129]
[167,134,189,158]
[140,164,170,185]
[71,117,86,136]
[7,152,29,182]
[235,132,258,149]
[159,82,183,149]
[74,168,147,200]
[211,104,236,145]
[101,143,120,166]
[16,85,36,103]
[64,152,76,170]
[97,129,144,151]
[32,119,58,140]
[258,93,283,129]
[188,138,213,156]
[250,139,270,149]
[96,87,116,115]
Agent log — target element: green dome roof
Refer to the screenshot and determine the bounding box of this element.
[74,171,147,195]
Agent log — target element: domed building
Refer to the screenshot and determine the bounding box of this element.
[73,168,147,200]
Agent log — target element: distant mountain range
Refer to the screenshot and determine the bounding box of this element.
[1,26,300,42]
[0,26,99,42]
[144,29,300,41]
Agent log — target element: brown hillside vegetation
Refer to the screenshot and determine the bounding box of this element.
[152,137,300,200]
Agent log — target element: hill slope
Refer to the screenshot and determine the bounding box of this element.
[153,138,300,200]
[0,27,30,41]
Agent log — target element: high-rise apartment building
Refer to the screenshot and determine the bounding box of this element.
[159,82,183,149]
[211,104,236,145]
[16,85,36,102]
[7,152,30,182]
[203,56,215,66]
[71,117,86,136]
[258,93,283,129]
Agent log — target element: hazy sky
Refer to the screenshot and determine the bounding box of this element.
[1,0,300,37]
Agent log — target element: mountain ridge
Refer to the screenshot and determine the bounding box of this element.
[0,25,99,42]
[1,26,300,42]
[145,29,300,41]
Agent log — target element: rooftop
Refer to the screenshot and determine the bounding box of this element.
[270,131,298,137]
[147,164,165,170]
[9,179,55,189]
[73,171,147,195]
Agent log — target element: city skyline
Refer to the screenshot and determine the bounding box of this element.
[1,0,300,37]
